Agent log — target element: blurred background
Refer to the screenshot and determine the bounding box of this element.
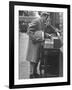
[19,11,63,33]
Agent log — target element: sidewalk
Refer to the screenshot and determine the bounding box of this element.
[19,32,30,79]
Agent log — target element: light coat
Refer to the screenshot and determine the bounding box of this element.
[26,18,46,63]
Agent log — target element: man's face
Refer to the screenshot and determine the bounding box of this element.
[42,15,48,22]
[46,17,50,25]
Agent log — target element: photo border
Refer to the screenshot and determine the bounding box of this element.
[9,1,70,89]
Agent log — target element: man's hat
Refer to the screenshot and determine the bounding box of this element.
[41,12,50,16]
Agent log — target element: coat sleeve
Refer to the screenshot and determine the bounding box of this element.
[27,19,39,40]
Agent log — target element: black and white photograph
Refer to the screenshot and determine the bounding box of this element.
[19,10,63,79]
[9,1,70,88]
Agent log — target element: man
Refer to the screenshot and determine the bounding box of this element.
[26,12,60,78]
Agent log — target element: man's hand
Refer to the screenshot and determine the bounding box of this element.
[45,33,52,39]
